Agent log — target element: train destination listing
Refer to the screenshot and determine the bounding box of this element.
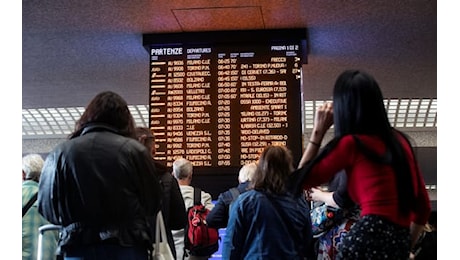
[148,42,303,168]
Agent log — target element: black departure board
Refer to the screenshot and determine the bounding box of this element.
[143,29,307,172]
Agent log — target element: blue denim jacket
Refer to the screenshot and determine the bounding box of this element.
[222,190,313,259]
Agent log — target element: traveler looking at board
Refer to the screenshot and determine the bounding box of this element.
[171,157,214,260]
[22,153,59,260]
[38,91,163,260]
[294,70,431,259]
[222,145,313,259]
[136,127,187,260]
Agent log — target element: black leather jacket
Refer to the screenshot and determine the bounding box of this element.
[38,124,162,253]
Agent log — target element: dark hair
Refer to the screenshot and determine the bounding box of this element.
[327,70,415,215]
[69,91,136,139]
[333,70,391,136]
[251,145,294,194]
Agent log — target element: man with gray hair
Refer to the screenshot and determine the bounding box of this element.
[22,153,58,260]
[237,162,257,184]
[171,157,214,260]
[22,153,44,182]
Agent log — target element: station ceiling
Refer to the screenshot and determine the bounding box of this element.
[22,0,437,138]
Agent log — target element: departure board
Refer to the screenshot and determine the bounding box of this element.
[143,29,307,172]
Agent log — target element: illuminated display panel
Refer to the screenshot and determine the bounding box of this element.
[143,29,307,174]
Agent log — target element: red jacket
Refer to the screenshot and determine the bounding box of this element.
[301,134,431,227]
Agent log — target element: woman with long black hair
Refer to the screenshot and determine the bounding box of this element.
[295,70,431,259]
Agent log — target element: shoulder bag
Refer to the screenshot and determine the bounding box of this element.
[152,210,174,260]
[310,202,346,238]
[22,192,38,217]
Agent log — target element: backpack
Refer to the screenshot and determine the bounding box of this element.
[184,187,219,257]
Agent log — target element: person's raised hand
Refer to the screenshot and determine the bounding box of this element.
[313,102,334,136]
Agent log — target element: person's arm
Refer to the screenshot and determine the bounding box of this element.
[298,102,334,169]
[202,191,214,211]
[38,151,61,225]
[403,134,431,250]
[139,152,163,217]
[408,176,431,253]
[168,177,187,230]
[409,222,425,250]
[206,194,228,229]
[222,197,244,260]
[330,170,355,208]
[308,187,339,208]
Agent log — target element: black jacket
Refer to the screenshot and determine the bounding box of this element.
[206,181,251,229]
[38,124,162,253]
[328,170,355,209]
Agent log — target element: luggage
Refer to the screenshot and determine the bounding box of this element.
[37,224,62,260]
[184,188,219,257]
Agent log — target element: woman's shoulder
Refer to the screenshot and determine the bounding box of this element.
[231,190,266,213]
[236,189,259,202]
[239,190,288,205]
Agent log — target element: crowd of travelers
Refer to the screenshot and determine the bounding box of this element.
[23,70,432,260]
